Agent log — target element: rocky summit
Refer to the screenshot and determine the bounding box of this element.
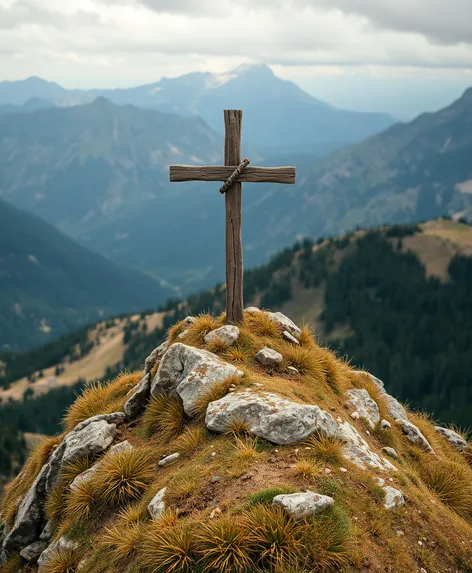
[1,310,471,573]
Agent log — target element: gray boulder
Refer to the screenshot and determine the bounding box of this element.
[272,492,334,519]
[39,521,53,541]
[337,421,397,471]
[147,487,166,520]
[124,373,151,419]
[144,341,168,374]
[38,536,78,572]
[2,463,49,553]
[151,343,243,416]
[255,347,283,368]
[383,486,405,510]
[205,390,339,445]
[434,426,468,451]
[204,326,240,348]
[382,447,399,460]
[345,389,380,429]
[396,419,435,453]
[20,540,48,562]
[268,312,301,336]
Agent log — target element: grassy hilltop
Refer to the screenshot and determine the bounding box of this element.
[1,310,471,572]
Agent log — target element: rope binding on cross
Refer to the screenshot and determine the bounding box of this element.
[219,158,251,194]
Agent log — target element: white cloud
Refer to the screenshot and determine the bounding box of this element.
[0,0,470,99]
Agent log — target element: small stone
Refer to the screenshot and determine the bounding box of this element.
[267,312,301,336]
[350,411,360,420]
[340,467,348,473]
[241,472,254,481]
[381,420,392,431]
[20,540,48,562]
[178,329,189,339]
[382,447,399,460]
[148,487,166,520]
[204,325,240,348]
[211,451,217,457]
[383,486,405,510]
[418,540,424,546]
[376,478,386,487]
[283,331,300,345]
[256,347,283,368]
[420,569,427,573]
[287,366,299,375]
[272,491,334,519]
[211,475,221,483]
[210,507,222,519]
[109,440,133,455]
[396,530,405,537]
[324,468,332,474]
[40,521,53,541]
[183,316,197,326]
[336,417,343,423]
[158,452,180,467]
[253,382,265,387]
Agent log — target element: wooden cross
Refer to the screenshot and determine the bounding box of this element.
[169,110,296,324]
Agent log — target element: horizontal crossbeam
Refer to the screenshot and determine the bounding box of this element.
[170,165,296,184]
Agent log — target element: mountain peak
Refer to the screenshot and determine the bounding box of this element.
[231,62,274,77]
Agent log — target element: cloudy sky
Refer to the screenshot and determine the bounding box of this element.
[1,0,471,117]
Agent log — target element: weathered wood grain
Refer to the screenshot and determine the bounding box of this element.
[224,110,244,325]
[170,165,296,184]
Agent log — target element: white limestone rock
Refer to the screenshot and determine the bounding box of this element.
[245,307,260,313]
[267,312,301,336]
[144,341,168,374]
[38,536,78,572]
[384,395,409,421]
[151,343,243,416]
[345,389,380,429]
[381,420,392,431]
[158,452,180,467]
[337,421,397,471]
[383,486,405,510]
[354,371,387,394]
[434,426,468,451]
[382,447,399,460]
[109,440,133,455]
[124,373,151,419]
[204,325,240,348]
[256,347,283,368]
[148,488,166,520]
[272,492,334,519]
[20,540,48,562]
[396,419,435,453]
[205,390,339,445]
[283,331,300,345]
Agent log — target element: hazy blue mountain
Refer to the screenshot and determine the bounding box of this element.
[0,90,471,296]
[0,65,395,156]
[0,197,172,350]
[0,98,55,115]
[0,77,69,105]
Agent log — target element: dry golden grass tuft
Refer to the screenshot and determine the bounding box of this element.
[100,520,143,562]
[1,433,62,527]
[167,320,188,344]
[64,480,97,523]
[117,502,146,525]
[63,371,142,432]
[184,314,223,346]
[140,523,197,573]
[93,448,156,506]
[290,459,322,480]
[173,426,205,454]
[225,418,250,435]
[245,311,283,338]
[420,458,472,519]
[142,393,184,441]
[41,548,79,573]
[232,435,259,463]
[167,466,203,502]
[298,324,316,347]
[222,347,247,364]
[196,518,253,573]
[191,375,243,419]
[303,510,353,570]
[45,482,67,523]
[283,345,327,380]
[244,505,304,568]
[304,433,344,465]
[60,455,95,485]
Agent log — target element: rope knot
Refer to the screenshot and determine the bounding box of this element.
[219,158,250,194]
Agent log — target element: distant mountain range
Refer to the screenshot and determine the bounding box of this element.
[0,198,172,350]
[0,85,471,295]
[0,65,395,156]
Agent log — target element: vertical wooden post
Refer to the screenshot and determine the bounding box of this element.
[224,110,244,324]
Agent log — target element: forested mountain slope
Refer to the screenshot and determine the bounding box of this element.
[0,198,171,350]
[1,219,471,437]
